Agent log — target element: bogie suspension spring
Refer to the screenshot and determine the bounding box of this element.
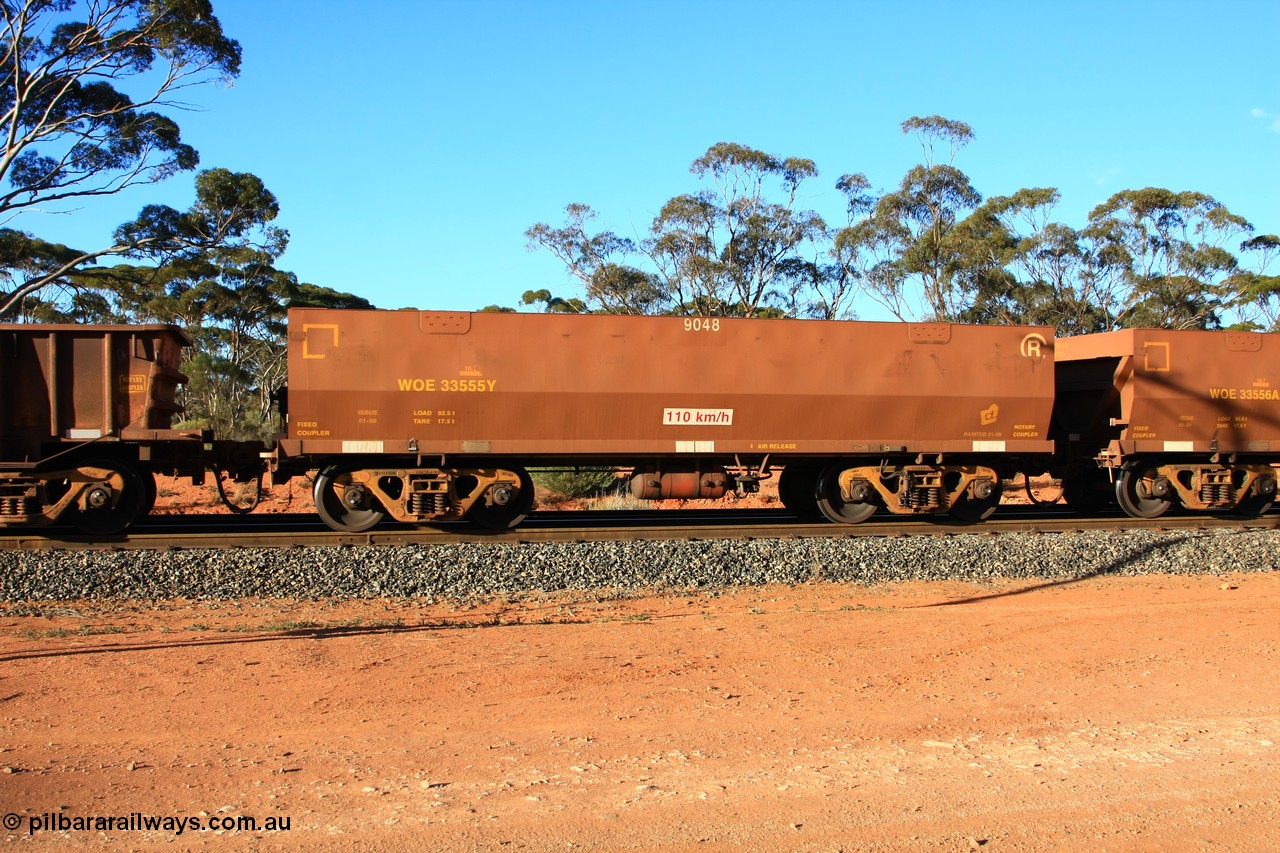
[408,491,450,516]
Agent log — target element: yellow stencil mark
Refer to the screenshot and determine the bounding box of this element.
[302,324,339,359]
[1143,341,1170,372]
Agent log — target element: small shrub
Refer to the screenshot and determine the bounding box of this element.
[533,468,620,501]
[586,490,650,511]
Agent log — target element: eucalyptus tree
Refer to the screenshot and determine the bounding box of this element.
[65,167,368,440]
[1,0,241,316]
[832,116,982,321]
[169,250,295,437]
[645,142,825,317]
[527,144,826,318]
[1082,188,1253,329]
[524,203,667,314]
[1229,234,1280,331]
[94,255,371,441]
[62,169,284,438]
[953,188,1109,334]
[519,288,586,313]
[0,229,83,319]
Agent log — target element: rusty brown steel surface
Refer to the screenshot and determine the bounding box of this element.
[4,508,1276,551]
[1055,329,1280,456]
[283,310,1057,462]
[0,323,194,460]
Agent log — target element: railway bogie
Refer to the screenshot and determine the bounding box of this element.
[310,461,534,531]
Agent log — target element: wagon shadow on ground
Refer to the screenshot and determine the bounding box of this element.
[919,534,1195,608]
[0,604,678,664]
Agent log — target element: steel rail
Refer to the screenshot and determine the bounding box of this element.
[2,506,1277,551]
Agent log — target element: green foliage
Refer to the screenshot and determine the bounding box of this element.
[524,203,666,314]
[287,281,373,310]
[652,142,826,318]
[833,117,983,321]
[521,288,585,313]
[1082,188,1253,329]
[1228,235,1280,332]
[529,117,1274,331]
[60,236,375,441]
[532,469,620,501]
[526,143,827,319]
[1,0,243,315]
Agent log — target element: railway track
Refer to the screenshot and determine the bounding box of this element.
[3,504,1277,551]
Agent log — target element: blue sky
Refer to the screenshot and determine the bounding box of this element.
[21,0,1280,319]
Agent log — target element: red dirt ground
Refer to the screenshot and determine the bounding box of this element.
[3,575,1278,850]
[4,476,1277,850]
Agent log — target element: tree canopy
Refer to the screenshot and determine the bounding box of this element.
[0,1,376,438]
[1,0,243,315]
[525,117,1275,332]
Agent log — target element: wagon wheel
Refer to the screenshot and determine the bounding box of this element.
[1114,465,1173,519]
[1232,476,1277,519]
[468,468,535,531]
[778,465,823,520]
[67,459,148,535]
[950,478,1002,522]
[815,464,877,524]
[314,465,385,532]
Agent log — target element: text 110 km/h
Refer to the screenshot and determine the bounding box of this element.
[663,408,734,426]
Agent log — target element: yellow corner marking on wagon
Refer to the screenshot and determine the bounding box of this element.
[1142,341,1170,372]
[302,324,339,359]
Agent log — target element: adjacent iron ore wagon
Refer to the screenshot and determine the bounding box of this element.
[273,309,1058,531]
[1053,328,1279,518]
[0,323,257,534]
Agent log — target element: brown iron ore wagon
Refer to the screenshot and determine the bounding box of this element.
[0,323,259,534]
[273,309,1058,531]
[1053,328,1279,518]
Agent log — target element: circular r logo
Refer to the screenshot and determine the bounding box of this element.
[1020,333,1047,359]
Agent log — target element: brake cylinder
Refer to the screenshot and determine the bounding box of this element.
[628,469,729,500]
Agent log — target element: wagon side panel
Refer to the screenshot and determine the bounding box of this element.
[284,310,1056,460]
